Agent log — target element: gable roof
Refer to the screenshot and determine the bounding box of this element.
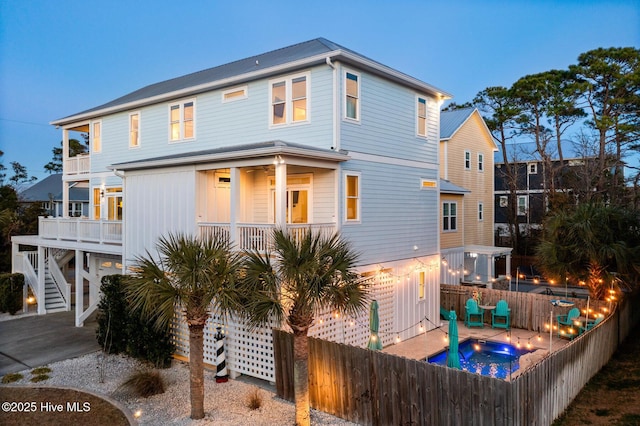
[440,107,498,150]
[52,38,452,126]
[20,174,88,202]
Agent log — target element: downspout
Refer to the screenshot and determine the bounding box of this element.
[113,169,126,274]
[326,57,342,232]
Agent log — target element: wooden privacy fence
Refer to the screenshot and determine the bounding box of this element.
[273,289,639,425]
[440,284,609,332]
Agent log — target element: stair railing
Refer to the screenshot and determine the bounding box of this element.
[45,249,70,309]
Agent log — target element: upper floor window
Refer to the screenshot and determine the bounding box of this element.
[345,172,360,222]
[270,74,308,126]
[478,203,484,221]
[417,97,427,137]
[345,71,360,121]
[464,151,471,170]
[478,153,484,171]
[517,196,528,216]
[169,100,194,141]
[222,86,247,102]
[443,202,457,231]
[129,113,140,148]
[92,121,102,153]
[529,163,537,174]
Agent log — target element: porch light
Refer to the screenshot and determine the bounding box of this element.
[26,296,36,304]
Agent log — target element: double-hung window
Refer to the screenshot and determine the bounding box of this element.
[478,153,484,171]
[270,73,308,126]
[443,202,457,231]
[517,196,528,216]
[345,71,360,121]
[169,100,195,141]
[464,151,471,170]
[129,113,140,148]
[345,173,360,222]
[478,203,484,221]
[417,97,427,136]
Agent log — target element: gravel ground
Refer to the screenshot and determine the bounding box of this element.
[5,352,357,426]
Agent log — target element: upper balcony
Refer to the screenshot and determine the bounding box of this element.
[39,217,122,245]
[64,153,91,176]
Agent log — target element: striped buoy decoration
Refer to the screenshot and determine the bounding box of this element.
[214,326,228,383]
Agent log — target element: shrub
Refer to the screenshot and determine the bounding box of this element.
[96,274,174,367]
[1,373,23,384]
[121,370,165,397]
[0,273,24,315]
[245,388,263,410]
[31,367,52,375]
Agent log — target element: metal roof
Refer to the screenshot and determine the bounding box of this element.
[440,107,477,140]
[439,179,470,194]
[20,174,88,202]
[109,140,350,171]
[52,38,452,126]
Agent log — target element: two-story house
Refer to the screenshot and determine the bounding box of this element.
[439,108,511,287]
[12,38,451,381]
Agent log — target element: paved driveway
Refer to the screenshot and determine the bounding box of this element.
[0,311,100,375]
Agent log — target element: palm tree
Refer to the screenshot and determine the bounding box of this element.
[125,233,242,420]
[240,228,369,426]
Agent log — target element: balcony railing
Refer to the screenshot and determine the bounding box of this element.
[64,153,90,175]
[198,222,336,252]
[39,217,122,244]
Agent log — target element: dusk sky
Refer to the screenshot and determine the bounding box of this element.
[1,0,638,184]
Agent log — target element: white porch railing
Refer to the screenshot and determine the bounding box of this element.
[39,217,122,244]
[64,153,90,175]
[198,223,336,251]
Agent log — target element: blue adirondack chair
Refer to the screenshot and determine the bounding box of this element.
[579,316,603,335]
[465,298,484,328]
[491,299,511,329]
[557,307,580,338]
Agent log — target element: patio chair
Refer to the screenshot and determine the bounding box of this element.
[579,316,603,335]
[491,299,511,329]
[465,298,484,328]
[557,307,580,338]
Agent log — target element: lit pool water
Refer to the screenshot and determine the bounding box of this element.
[427,338,534,379]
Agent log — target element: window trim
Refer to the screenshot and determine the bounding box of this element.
[464,150,471,170]
[168,99,196,142]
[268,72,310,127]
[222,86,248,103]
[416,96,427,137]
[91,121,102,154]
[517,195,528,216]
[344,171,361,223]
[442,201,458,232]
[478,153,484,172]
[529,163,538,174]
[344,69,360,122]
[478,202,484,221]
[129,112,140,148]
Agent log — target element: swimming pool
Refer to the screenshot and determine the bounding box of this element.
[427,338,534,379]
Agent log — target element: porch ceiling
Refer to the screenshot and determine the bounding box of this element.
[109,140,350,172]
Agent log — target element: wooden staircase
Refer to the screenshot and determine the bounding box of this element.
[43,266,67,312]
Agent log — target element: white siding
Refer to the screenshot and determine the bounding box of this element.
[123,167,196,267]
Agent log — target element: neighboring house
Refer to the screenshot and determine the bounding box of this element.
[439,108,511,287]
[494,156,597,241]
[20,174,89,217]
[12,38,451,381]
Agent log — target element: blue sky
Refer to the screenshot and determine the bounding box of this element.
[1,0,638,183]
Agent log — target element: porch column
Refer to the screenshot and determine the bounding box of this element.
[75,249,83,326]
[229,167,240,247]
[505,253,511,278]
[62,128,69,218]
[274,156,287,229]
[37,246,45,315]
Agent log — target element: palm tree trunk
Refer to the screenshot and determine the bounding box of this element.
[188,323,206,420]
[293,329,310,426]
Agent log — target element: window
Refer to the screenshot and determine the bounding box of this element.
[345,173,360,222]
[421,179,437,189]
[418,271,425,300]
[169,100,195,141]
[478,203,484,221]
[92,121,101,153]
[478,153,484,171]
[106,187,123,221]
[464,151,471,170]
[499,196,508,207]
[529,163,537,174]
[443,202,457,231]
[93,188,101,219]
[129,113,139,148]
[270,74,308,125]
[345,71,359,121]
[68,202,82,217]
[517,196,528,216]
[222,86,247,102]
[417,97,427,136]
